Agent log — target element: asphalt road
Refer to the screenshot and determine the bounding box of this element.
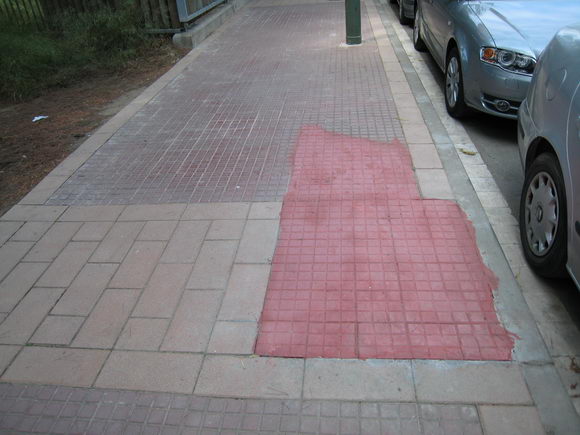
[391,6,580,327]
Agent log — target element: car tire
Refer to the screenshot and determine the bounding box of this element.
[413,7,426,51]
[399,1,411,25]
[444,47,469,118]
[519,152,568,278]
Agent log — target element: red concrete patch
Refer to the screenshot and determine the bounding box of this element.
[255,126,514,360]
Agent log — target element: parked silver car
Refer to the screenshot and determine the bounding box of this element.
[518,23,580,288]
[413,0,580,119]
[390,0,416,24]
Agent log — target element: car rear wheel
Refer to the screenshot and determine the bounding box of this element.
[399,1,411,25]
[519,152,567,277]
[444,47,469,118]
[413,7,426,51]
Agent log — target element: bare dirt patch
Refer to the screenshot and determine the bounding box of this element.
[0,41,188,215]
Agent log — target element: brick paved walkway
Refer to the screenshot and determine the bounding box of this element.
[0,0,558,433]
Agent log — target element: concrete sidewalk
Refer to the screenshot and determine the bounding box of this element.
[0,0,578,433]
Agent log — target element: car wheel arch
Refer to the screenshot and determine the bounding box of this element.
[525,137,557,172]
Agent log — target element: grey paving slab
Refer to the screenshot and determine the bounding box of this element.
[132,263,192,318]
[71,221,114,241]
[408,144,443,169]
[418,403,482,435]
[0,242,34,283]
[207,321,257,355]
[89,221,144,263]
[29,315,84,345]
[248,202,283,220]
[195,355,303,398]
[95,351,202,394]
[72,289,140,349]
[0,262,49,312]
[1,347,108,386]
[115,318,170,351]
[51,263,118,316]
[479,406,545,435]
[206,219,246,240]
[0,221,23,245]
[58,205,125,222]
[0,288,64,344]
[414,361,532,404]
[304,359,415,401]
[415,169,454,200]
[137,220,178,241]
[0,345,20,374]
[8,221,51,242]
[0,205,66,222]
[161,290,222,352]
[186,240,238,289]
[23,221,82,262]
[182,203,250,220]
[218,264,271,321]
[235,219,278,263]
[118,204,186,221]
[108,241,165,288]
[35,242,98,288]
[160,220,210,264]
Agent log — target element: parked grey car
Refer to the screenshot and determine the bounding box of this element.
[518,24,580,288]
[390,0,416,24]
[413,0,580,119]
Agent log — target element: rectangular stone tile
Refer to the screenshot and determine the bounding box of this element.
[207,321,257,355]
[478,191,509,208]
[1,205,66,222]
[51,263,118,316]
[59,205,125,222]
[19,176,69,205]
[414,361,532,404]
[218,264,270,321]
[0,221,23,245]
[235,220,279,264]
[304,359,414,401]
[0,242,34,282]
[10,221,52,242]
[2,347,108,387]
[160,221,209,264]
[0,288,64,344]
[72,222,113,242]
[36,242,98,288]
[536,321,580,356]
[118,204,185,221]
[479,406,545,435]
[137,221,178,241]
[248,202,282,220]
[402,123,432,143]
[182,203,250,220]
[206,220,245,240]
[116,318,170,351]
[195,355,303,398]
[132,263,191,318]
[29,316,84,345]
[108,241,165,288]
[0,345,20,374]
[90,222,144,263]
[72,289,140,349]
[187,241,238,289]
[161,290,221,352]
[415,169,454,199]
[23,222,82,262]
[408,144,443,169]
[96,351,202,394]
[0,262,49,312]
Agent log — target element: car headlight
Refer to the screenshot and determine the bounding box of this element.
[480,47,536,75]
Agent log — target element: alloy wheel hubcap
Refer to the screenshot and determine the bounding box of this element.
[525,171,559,256]
[446,57,460,108]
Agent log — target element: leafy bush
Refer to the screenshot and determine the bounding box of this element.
[0,1,151,101]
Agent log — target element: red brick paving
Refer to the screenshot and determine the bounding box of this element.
[255,126,514,360]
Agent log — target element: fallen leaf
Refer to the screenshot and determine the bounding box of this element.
[459,148,477,156]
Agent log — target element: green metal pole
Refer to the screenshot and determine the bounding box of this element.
[345,0,361,45]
